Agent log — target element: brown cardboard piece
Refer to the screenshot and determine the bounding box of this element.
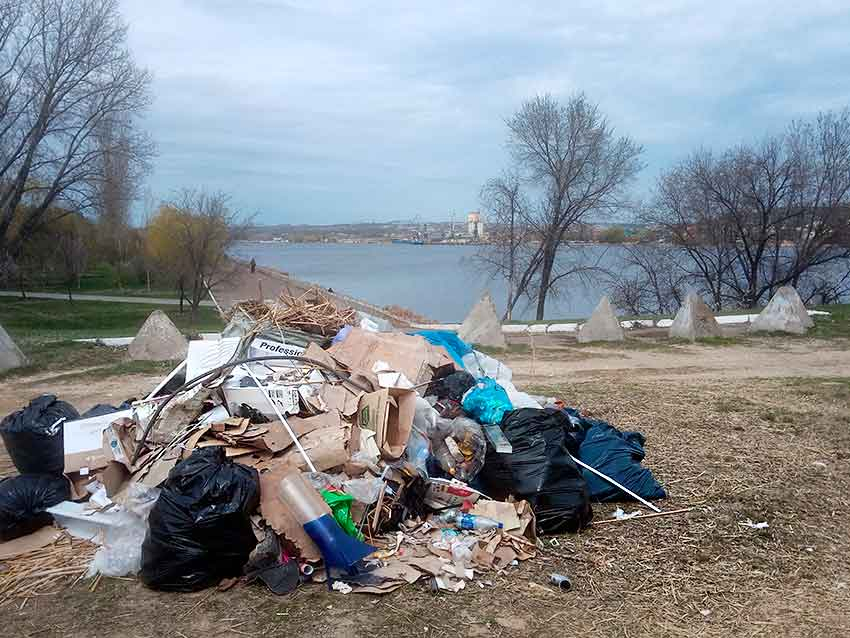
[303,342,339,371]
[101,418,137,469]
[100,461,130,497]
[258,464,321,561]
[355,387,415,460]
[327,328,454,385]
[274,424,349,472]
[319,384,361,418]
[471,500,521,532]
[0,526,63,560]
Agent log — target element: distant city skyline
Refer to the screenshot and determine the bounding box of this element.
[124,1,850,225]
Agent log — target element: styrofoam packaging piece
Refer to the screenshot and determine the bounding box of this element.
[547,323,578,333]
[501,324,529,334]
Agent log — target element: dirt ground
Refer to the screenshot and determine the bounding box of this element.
[1,336,849,637]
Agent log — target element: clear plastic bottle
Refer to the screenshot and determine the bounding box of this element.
[437,509,503,531]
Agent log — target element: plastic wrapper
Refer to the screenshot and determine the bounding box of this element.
[413,398,486,482]
[404,427,431,477]
[431,417,486,482]
[462,378,512,425]
[0,474,70,541]
[140,447,260,591]
[306,472,346,491]
[321,489,363,540]
[343,477,384,504]
[0,395,78,475]
[480,408,592,534]
[87,484,161,577]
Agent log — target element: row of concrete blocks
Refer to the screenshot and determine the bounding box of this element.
[416,312,829,335]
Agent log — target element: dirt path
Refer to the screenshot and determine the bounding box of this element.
[507,338,850,386]
[0,370,165,477]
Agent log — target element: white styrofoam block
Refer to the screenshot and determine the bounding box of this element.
[186,338,241,381]
[547,323,578,333]
[74,337,133,346]
[501,324,529,334]
[656,319,674,328]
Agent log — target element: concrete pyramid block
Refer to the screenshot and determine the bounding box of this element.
[458,292,506,348]
[668,293,722,341]
[128,310,189,361]
[750,286,814,335]
[0,322,27,372]
[577,296,624,343]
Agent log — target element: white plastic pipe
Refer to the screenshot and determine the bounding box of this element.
[242,365,316,472]
[569,453,663,513]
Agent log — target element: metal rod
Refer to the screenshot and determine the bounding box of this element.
[203,277,226,319]
[590,507,693,526]
[242,364,316,473]
[569,453,663,513]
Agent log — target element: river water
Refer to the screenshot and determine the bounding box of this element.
[230,241,618,322]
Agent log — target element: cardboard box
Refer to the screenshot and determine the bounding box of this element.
[356,387,415,460]
[327,328,455,386]
[101,417,136,468]
[222,383,300,418]
[63,410,132,474]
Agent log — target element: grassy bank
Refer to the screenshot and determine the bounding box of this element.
[0,298,223,380]
[0,298,223,341]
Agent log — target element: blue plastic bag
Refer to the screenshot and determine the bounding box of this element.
[462,378,512,425]
[413,330,473,368]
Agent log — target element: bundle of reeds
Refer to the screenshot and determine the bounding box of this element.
[230,288,356,337]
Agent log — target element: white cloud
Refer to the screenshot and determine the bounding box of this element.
[120,0,850,222]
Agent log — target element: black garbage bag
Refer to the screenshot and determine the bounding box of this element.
[0,395,79,475]
[140,447,260,591]
[426,371,476,402]
[0,474,70,541]
[80,402,133,418]
[479,408,592,534]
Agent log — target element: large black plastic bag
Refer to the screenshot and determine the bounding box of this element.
[0,395,79,475]
[480,408,592,534]
[140,447,260,591]
[0,474,70,541]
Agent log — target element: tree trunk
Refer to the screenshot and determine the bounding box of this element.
[535,244,556,320]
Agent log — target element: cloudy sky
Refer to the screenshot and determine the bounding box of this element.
[120,1,850,225]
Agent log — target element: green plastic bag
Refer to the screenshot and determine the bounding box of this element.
[321,489,364,540]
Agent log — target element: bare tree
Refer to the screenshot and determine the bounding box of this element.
[51,215,88,301]
[643,156,740,310]
[91,115,153,267]
[0,0,151,270]
[645,108,850,310]
[476,172,534,320]
[488,93,643,319]
[607,243,688,316]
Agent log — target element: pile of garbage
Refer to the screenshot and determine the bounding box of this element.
[0,299,668,600]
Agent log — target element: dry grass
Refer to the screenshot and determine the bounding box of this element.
[0,532,97,607]
[2,375,849,637]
